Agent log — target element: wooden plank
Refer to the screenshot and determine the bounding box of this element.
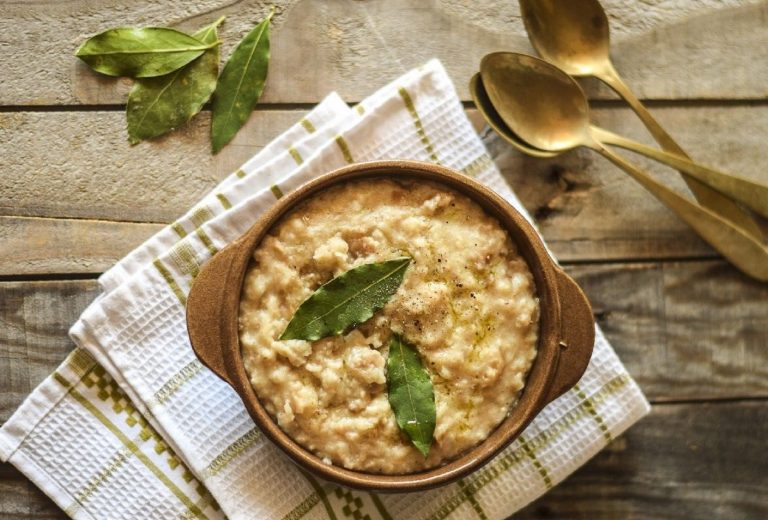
[0,280,100,423]
[0,464,65,519]
[0,109,303,223]
[566,261,768,402]
[1,260,766,420]
[0,216,160,276]
[0,280,99,519]
[270,0,768,103]
[3,401,766,518]
[2,0,767,106]
[517,400,768,520]
[3,105,767,264]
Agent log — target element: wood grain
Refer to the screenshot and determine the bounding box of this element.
[1,0,767,106]
[269,0,768,103]
[0,279,98,520]
[0,109,301,223]
[0,281,99,423]
[516,400,768,520]
[488,103,768,262]
[2,1,767,517]
[0,462,67,519]
[566,261,768,402]
[0,216,160,276]
[3,105,767,270]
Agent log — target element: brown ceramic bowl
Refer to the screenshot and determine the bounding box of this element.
[186,160,594,492]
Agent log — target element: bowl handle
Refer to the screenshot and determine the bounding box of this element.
[186,243,240,387]
[544,269,596,404]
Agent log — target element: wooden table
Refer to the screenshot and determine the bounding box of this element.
[2,1,767,518]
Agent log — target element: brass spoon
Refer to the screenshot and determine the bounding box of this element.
[480,53,768,219]
[519,0,764,240]
[473,69,768,219]
[470,73,556,158]
[479,52,768,281]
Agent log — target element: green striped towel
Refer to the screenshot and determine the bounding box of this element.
[0,59,650,519]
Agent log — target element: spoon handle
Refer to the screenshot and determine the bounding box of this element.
[598,63,764,238]
[592,125,768,220]
[595,145,768,281]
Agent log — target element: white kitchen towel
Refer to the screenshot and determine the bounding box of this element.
[1,59,650,520]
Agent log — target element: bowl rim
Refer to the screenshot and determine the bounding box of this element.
[192,160,578,492]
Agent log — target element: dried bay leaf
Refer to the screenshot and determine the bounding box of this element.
[76,27,219,78]
[126,17,224,144]
[211,10,273,154]
[386,334,436,457]
[280,257,411,341]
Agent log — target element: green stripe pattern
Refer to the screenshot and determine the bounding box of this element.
[518,434,552,489]
[457,479,488,520]
[334,135,354,164]
[54,371,208,519]
[215,193,232,210]
[574,383,613,443]
[190,207,214,228]
[195,228,218,257]
[67,446,131,513]
[282,491,322,520]
[154,360,204,405]
[205,427,261,477]
[156,203,224,300]
[461,153,493,178]
[369,494,393,520]
[153,259,187,306]
[398,86,440,164]
[171,221,188,239]
[69,348,97,375]
[288,146,304,165]
[300,118,316,133]
[301,471,336,520]
[168,242,200,279]
[270,184,285,199]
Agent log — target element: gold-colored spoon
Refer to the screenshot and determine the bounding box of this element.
[480,53,768,219]
[470,73,556,158]
[479,52,768,281]
[474,68,768,220]
[519,0,764,240]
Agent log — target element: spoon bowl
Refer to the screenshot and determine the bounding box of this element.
[480,52,593,152]
[520,0,610,76]
[469,73,557,158]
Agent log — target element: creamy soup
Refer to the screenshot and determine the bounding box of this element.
[239,178,539,474]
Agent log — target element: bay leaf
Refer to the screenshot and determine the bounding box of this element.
[280,257,411,341]
[210,10,273,154]
[386,334,436,457]
[76,27,218,78]
[126,17,224,144]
